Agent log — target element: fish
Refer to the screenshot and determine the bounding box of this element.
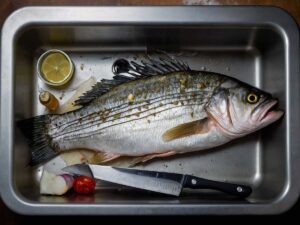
[18,54,284,166]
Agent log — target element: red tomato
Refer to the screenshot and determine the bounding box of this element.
[73,176,96,194]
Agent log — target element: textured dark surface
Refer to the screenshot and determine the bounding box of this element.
[1,0,300,26]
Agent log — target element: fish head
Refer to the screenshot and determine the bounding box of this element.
[206,79,284,138]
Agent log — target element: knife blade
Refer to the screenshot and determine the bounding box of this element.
[63,164,252,198]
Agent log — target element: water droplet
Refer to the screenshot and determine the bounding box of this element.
[226,67,230,71]
[201,66,206,71]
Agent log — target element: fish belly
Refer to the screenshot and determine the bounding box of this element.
[54,105,228,156]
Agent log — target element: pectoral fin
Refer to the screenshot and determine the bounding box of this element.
[162,118,210,142]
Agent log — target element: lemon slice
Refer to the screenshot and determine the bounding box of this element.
[40,51,73,85]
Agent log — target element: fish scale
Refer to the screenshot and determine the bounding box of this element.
[50,72,220,154]
[48,72,217,137]
[49,93,209,137]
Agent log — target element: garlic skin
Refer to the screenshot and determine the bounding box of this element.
[40,171,74,196]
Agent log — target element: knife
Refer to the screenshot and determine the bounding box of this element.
[63,164,252,198]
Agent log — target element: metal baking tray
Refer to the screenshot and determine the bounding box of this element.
[0,6,299,215]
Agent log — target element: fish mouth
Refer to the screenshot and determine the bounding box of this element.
[256,100,284,123]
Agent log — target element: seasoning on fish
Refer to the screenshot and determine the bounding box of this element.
[18,54,284,166]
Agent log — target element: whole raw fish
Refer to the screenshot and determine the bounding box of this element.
[18,56,283,166]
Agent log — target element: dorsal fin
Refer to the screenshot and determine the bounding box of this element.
[75,53,191,106]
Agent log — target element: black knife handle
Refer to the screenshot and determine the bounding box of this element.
[183,175,252,198]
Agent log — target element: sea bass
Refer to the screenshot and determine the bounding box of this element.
[18,56,283,166]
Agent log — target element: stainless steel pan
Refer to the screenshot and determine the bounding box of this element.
[0,6,299,215]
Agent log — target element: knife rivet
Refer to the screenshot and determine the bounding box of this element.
[237,186,243,192]
[191,179,197,185]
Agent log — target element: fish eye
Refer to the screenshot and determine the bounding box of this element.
[247,93,259,104]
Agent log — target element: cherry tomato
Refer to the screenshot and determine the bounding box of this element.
[73,176,96,194]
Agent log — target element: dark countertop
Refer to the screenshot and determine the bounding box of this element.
[1,0,300,26]
[1,0,299,223]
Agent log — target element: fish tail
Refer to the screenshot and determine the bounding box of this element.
[17,115,58,166]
